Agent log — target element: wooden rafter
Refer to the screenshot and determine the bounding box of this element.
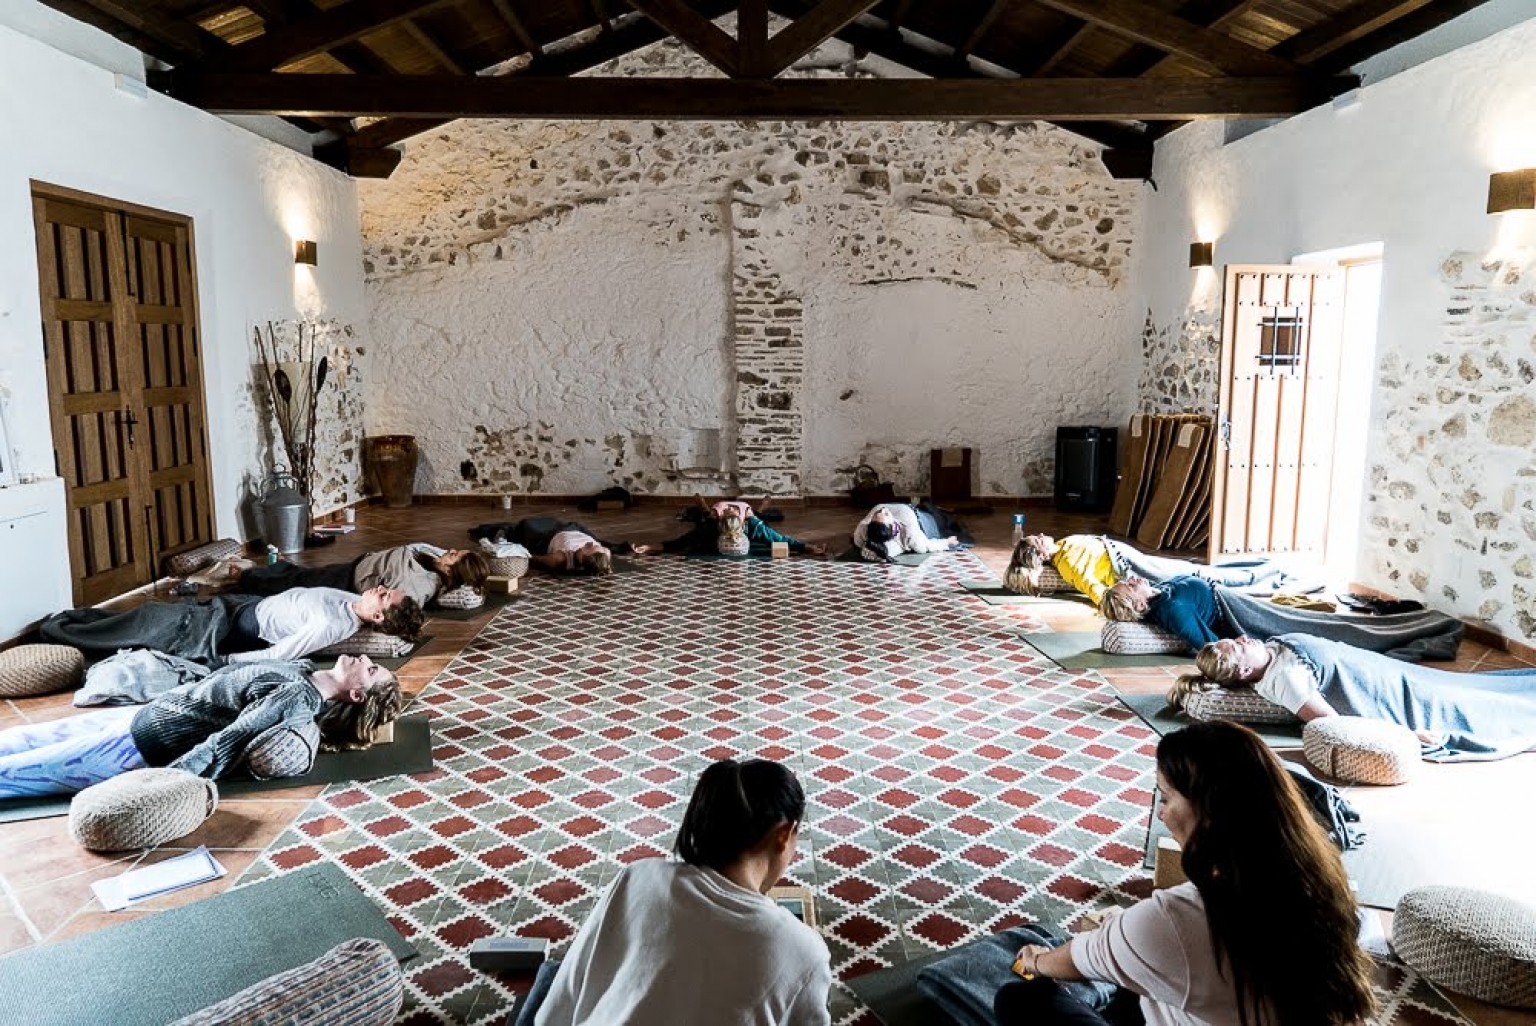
[38,0,214,62]
[1031,0,1299,76]
[589,0,615,33]
[488,0,543,58]
[1110,0,1266,76]
[217,0,459,73]
[762,0,883,75]
[955,0,1011,62]
[884,0,916,34]
[153,71,1351,121]
[402,18,467,74]
[738,0,770,76]
[1025,20,1093,75]
[1307,0,1496,72]
[1273,0,1436,65]
[625,0,741,76]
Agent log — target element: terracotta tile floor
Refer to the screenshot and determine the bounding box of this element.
[1,499,1531,1024]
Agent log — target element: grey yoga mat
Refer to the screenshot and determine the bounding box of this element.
[0,713,435,824]
[0,863,415,1026]
[845,951,952,1026]
[959,581,1093,607]
[1019,631,1195,669]
[1116,692,1303,748]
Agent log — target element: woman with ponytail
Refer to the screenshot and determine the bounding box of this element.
[999,721,1375,1026]
[531,758,831,1026]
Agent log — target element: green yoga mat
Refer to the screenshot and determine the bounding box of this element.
[0,863,414,1026]
[0,713,435,823]
[1117,692,1303,748]
[429,592,522,621]
[1019,631,1195,669]
[959,581,1093,606]
[845,951,952,1026]
[833,548,933,566]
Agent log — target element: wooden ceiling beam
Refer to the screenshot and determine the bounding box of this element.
[1030,0,1299,76]
[738,0,770,76]
[884,0,915,34]
[955,0,1011,62]
[1111,0,1264,76]
[154,71,1352,121]
[488,0,543,57]
[625,0,740,76]
[1308,0,1496,73]
[762,0,883,75]
[217,0,459,73]
[37,0,216,62]
[1027,21,1093,76]
[1272,0,1437,66]
[402,17,468,74]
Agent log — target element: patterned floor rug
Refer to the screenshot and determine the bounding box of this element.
[239,554,1469,1025]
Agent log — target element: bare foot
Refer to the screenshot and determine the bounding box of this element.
[806,543,828,558]
[632,544,650,556]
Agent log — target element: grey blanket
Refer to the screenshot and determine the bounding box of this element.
[1215,587,1462,662]
[1104,538,1307,592]
[75,649,211,707]
[41,595,261,667]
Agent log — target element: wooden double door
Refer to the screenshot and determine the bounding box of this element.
[32,184,216,605]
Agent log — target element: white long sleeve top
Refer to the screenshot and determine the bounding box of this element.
[225,587,361,663]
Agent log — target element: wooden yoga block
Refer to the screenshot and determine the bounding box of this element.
[371,722,395,745]
[771,542,790,560]
[485,576,519,594]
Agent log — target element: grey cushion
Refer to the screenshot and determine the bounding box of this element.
[1393,885,1536,1008]
[69,768,218,852]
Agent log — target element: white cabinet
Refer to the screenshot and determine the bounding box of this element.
[0,477,71,642]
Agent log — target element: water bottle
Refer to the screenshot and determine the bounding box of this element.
[1012,513,1027,544]
[266,544,279,566]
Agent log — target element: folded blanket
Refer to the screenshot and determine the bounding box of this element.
[1215,587,1461,662]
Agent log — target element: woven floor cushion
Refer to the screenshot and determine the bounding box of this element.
[435,585,484,610]
[312,629,414,658]
[1101,621,1187,655]
[1303,715,1419,784]
[243,721,321,779]
[0,643,85,698]
[1393,886,1536,1008]
[486,554,530,579]
[164,538,244,577]
[1181,687,1298,725]
[1002,565,1071,595]
[69,768,218,852]
[171,937,404,1026]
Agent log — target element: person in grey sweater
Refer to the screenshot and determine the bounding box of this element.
[234,543,489,608]
[0,655,402,799]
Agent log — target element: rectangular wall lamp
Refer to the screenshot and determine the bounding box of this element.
[1487,169,1536,213]
[294,239,318,265]
[1189,241,1214,267]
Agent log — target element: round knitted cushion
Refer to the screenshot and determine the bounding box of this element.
[244,721,321,779]
[435,585,485,610]
[1303,715,1420,785]
[69,768,218,852]
[1181,686,1297,725]
[0,644,85,698]
[486,554,530,579]
[163,538,244,577]
[1101,620,1187,655]
[1393,886,1536,1008]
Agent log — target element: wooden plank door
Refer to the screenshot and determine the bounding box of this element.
[1210,265,1345,563]
[33,186,215,605]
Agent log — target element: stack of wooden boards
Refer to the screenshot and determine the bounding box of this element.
[1108,413,1214,551]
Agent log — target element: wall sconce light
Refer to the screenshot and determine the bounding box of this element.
[294,239,318,265]
[1189,241,1214,267]
[1487,169,1536,213]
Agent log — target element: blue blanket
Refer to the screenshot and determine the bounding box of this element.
[1216,587,1462,662]
[1281,634,1536,762]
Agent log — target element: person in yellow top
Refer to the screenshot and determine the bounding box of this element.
[1004,534,1307,603]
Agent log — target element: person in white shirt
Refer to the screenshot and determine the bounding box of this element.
[529,758,832,1026]
[224,586,421,663]
[1001,721,1375,1026]
[852,503,961,563]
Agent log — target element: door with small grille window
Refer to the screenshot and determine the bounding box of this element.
[32,184,215,605]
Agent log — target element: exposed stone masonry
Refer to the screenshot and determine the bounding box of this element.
[1135,310,1220,415]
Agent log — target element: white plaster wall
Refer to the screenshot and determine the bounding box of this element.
[0,12,366,577]
[1133,14,1536,640]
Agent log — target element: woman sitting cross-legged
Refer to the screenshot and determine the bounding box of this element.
[233,543,489,608]
[527,757,832,1025]
[1174,634,1536,762]
[999,720,1376,1026]
[662,498,828,558]
[1003,533,1304,603]
[0,655,402,799]
[1098,573,1463,661]
[41,586,424,666]
[471,517,649,576]
[852,503,965,563]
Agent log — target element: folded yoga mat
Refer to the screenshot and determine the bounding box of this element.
[845,951,952,1026]
[959,581,1092,606]
[1019,631,1194,669]
[1117,692,1303,749]
[0,713,435,823]
[0,863,414,1026]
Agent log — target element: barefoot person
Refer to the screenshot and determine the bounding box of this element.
[234,543,489,608]
[471,517,650,576]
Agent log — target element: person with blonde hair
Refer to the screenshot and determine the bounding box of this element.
[999,721,1376,1025]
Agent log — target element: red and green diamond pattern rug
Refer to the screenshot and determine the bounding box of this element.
[239,554,1471,1025]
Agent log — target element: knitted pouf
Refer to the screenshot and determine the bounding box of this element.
[436,585,485,610]
[1182,687,1298,725]
[163,538,244,577]
[243,721,321,779]
[69,768,218,852]
[0,644,85,698]
[1303,716,1420,784]
[1101,620,1187,655]
[1393,886,1536,1008]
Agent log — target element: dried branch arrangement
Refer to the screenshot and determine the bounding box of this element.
[253,320,331,497]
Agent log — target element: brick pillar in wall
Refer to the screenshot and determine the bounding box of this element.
[730,186,804,496]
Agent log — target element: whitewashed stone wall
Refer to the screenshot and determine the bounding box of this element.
[1369,251,1536,635]
[359,37,1142,498]
[1135,309,1221,414]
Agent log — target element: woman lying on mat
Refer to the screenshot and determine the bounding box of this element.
[1173,634,1536,762]
[233,543,489,608]
[1098,574,1462,661]
[470,517,649,576]
[1003,533,1303,602]
[851,503,965,563]
[0,655,402,799]
[527,758,832,1026]
[662,498,829,558]
[999,720,1374,1026]
[41,586,425,667]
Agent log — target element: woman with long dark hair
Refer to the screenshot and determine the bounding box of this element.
[999,721,1375,1025]
[531,758,831,1025]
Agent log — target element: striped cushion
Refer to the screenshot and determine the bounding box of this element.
[164,538,244,577]
[1001,565,1071,595]
[243,722,320,780]
[312,630,414,659]
[1100,621,1187,655]
[171,937,404,1025]
[1182,687,1297,725]
[435,585,484,610]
